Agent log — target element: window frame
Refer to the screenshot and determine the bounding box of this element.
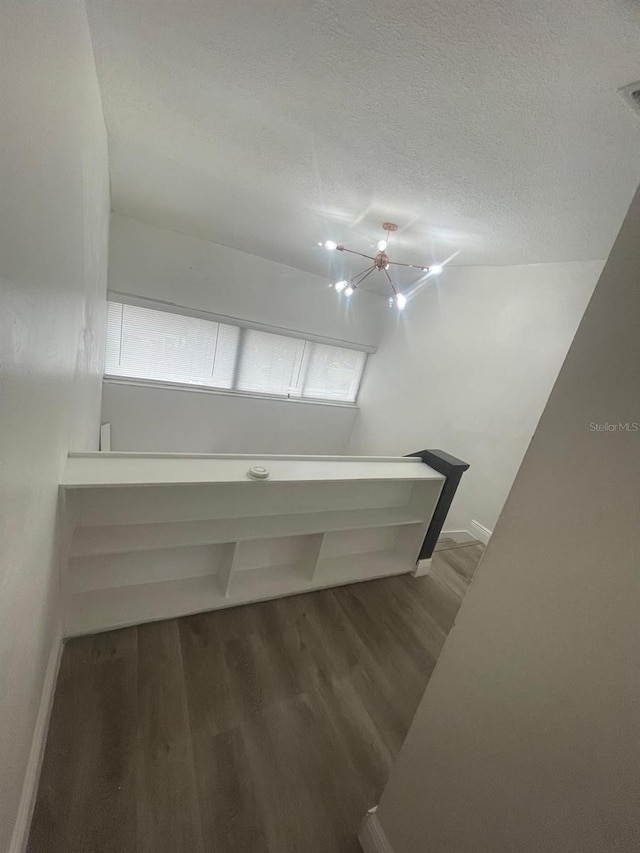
[104,291,372,408]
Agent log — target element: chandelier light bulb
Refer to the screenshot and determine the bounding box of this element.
[345,286,354,297]
[334,280,348,293]
[377,239,388,251]
[396,292,407,310]
[324,240,338,251]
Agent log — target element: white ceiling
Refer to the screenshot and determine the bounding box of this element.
[86,0,640,292]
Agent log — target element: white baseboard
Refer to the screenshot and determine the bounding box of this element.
[470,519,492,545]
[415,528,484,576]
[9,628,63,853]
[358,808,395,853]
[412,557,432,577]
[441,528,476,544]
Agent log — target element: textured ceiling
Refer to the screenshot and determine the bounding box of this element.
[86,0,640,291]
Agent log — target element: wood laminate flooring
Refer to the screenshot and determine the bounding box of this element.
[28,540,483,853]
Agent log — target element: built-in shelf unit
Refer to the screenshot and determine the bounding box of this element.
[59,452,444,636]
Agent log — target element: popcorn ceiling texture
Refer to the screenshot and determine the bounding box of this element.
[86,0,640,284]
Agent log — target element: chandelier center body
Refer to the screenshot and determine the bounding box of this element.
[374,251,390,270]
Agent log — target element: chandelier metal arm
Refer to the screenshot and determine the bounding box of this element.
[383,266,398,294]
[352,265,377,290]
[339,247,376,262]
[387,260,429,271]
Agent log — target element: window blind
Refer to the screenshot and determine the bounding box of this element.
[105,300,367,404]
[302,343,366,402]
[236,329,309,397]
[105,302,240,389]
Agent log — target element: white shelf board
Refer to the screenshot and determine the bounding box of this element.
[61,453,443,488]
[67,574,223,636]
[228,563,303,600]
[69,451,423,462]
[66,548,413,637]
[317,549,410,586]
[70,507,425,557]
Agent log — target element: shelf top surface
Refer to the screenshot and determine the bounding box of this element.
[61,452,445,488]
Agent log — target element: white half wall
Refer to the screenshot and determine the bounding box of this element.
[371,186,640,853]
[0,2,109,849]
[104,215,383,453]
[102,381,358,454]
[349,260,603,532]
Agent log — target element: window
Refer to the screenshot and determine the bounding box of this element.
[105,300,367,404]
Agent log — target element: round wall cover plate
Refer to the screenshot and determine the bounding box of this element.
[247,465,270,480]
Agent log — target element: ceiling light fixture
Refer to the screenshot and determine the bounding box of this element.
[324,222,443,309]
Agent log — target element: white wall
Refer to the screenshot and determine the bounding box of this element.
[371,186,640,853]
[349,260,603,532]
[0,2,109,849]
[104,215,383,453]
[102,381,358,455]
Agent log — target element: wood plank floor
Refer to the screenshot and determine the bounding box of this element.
[28,541,483,853]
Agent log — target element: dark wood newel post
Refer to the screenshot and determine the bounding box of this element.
[407,449,470,562]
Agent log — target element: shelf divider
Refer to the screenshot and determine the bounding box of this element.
[299,533,325,581]
[218,541,238,598]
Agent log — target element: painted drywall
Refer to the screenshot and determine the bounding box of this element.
[349,260,603,532]
[0,2,109,848]
[373,186,640,852]
[102,382,358,455]
[103,215,383,453]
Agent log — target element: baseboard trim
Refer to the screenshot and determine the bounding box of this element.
[441,528,476,544]
[470,519,492,545]
[358,808,395,853]
[9,628,63,853]
[412,557,432,577]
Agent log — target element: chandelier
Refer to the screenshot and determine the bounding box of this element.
[322,222,443,310]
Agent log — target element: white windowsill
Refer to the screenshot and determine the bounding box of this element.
[103,376,360,410]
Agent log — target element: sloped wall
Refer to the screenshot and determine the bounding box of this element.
[371,187,640,853]
[102,215,384,454]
